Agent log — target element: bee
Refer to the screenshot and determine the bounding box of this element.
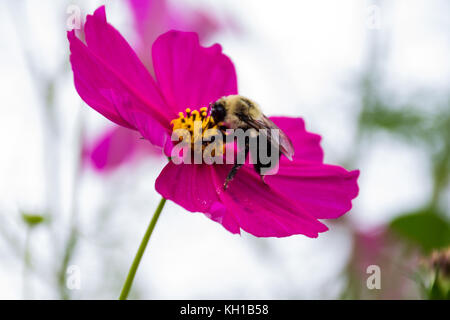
[210,95,295,189]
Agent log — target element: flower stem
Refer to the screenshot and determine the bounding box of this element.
[22,227,32,299]
[119,197,167,300]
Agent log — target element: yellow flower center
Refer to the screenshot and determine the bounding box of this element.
[170,107,224,154]
[170,107,215,132]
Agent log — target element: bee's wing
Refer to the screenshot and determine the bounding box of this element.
[247,115,295,161]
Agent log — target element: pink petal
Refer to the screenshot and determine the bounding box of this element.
[128,0,159,36]
[152,30,238,111]
[86,127,139,172]
[128,1,223,69]
[68,6,173,131]
[68,30,133,128]
[156,161,329,237]
[127,0,171,69]
[266,160,360,220]
[108,90,172,155]
[212,165,329,238]
[155,162,240,234]
[270,116,324,163]
[181,10,221,41]
[84,126,164,172]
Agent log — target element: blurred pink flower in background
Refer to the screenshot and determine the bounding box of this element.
[68,6,359,237]
[129,0,221,69]
[83,0,224,173]
[353,226,387,272]
[82,126,160,172]
[345,226,421,299]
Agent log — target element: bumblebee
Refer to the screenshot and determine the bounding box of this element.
[210,95,295,189]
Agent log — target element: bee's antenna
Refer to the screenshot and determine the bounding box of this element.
[204,102,213,129]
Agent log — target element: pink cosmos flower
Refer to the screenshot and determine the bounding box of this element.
[68,6,359,237]
[84,0,223,172]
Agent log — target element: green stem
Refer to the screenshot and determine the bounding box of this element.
[22,227,32,299]
[119,197,167,300]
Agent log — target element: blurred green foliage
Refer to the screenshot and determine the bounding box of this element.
[357,62,450,255]
[345,22,450,298]
[361,96,450,255]
[390,209,450,253]
[359,102,426,141]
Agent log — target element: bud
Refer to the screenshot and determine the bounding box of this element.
[21,213,45,228]
[425,247,450,299]
[430,248,450,278]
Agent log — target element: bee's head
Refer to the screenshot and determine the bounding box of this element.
[211,100,227,123]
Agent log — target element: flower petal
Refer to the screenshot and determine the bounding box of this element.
[270,117,324,163]
[152,30,238,111]
[127,0,171,68]
[84,126,140,172]
[84,126,164,172]
[128,0,161,37]
[68,6,173,130]
[108,90,172,154]
[212,165,329,237]
[180,9,221,41]
[155,162,240,234]
[68,30,133,128]
[266,160,360,219]
[156,161,333,237]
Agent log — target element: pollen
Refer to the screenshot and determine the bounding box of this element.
[171,107,217,131]
[170,107,224,154]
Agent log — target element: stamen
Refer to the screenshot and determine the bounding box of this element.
[170,106,225,154]
[192,110,199,121]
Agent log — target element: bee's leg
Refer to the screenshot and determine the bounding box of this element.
[253,135,281,184]
[224,164,244,190]
[253,162,267,184]
[224,140,250,190]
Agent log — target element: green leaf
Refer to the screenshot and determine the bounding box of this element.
[389,209,450,253]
